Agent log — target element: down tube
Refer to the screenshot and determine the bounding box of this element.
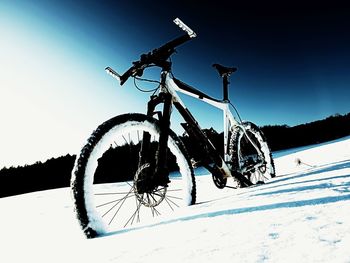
[173,101,232,178]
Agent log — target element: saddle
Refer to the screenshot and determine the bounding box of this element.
[212,63,237,77]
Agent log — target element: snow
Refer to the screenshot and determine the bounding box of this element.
[1,136,350,263]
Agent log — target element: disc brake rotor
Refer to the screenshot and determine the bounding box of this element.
[134,163,167,207]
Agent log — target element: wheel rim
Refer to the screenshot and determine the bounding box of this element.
[238,131,271,184]
[83,121,193,233]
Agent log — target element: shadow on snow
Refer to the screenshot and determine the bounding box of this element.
[254,160,350,193]
[98,159,350,238]
[103,193,350,237]
[254,179,350,196]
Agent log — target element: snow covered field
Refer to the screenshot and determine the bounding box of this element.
[1,136,350,263]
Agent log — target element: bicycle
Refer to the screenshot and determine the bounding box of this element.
[71,18,275,238]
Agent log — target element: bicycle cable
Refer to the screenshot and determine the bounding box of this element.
[132,64,161,94]
[229,101,244,125]
[133,77,160,91]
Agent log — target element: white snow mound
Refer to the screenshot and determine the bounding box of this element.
[1,136,349,263]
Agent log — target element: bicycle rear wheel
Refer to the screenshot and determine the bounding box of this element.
[230,122,275,186]
[71,113,196,238]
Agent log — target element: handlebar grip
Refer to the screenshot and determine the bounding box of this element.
[153,18,196,55]
[105,66,134,86]
[173,18,197,38]
[105,67,121,82]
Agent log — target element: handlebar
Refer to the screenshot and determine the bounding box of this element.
[105,18,197,86]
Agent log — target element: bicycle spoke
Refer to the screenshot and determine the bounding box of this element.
[165,188,182,192]
[95,191,132,195]
[164,196,176,211]
[122,135,128,145]
[135,195,141,223]
[128,133,132,145]
[96,194,135,208]
[132,201,142,225]
[164,194,182,200]
[165,195,181,206]
[104,186,134,225]
[151,192,165,198]
[150,202,161,217]
[149,192,159,204]
[124,199,143,227]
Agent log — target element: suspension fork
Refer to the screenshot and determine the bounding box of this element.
[138,91,172,184]
[153,92,172,179]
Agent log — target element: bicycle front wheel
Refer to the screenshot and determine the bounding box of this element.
[71,113,196,238]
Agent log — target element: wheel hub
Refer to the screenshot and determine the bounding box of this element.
[134,163,167,207]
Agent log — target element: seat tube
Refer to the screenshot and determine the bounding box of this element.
[223,75,229,102]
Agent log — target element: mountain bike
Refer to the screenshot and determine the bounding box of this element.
[71,18,275,238]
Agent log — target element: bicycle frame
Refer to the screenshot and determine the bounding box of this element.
[167,75,239,164]
[144,71,243,182]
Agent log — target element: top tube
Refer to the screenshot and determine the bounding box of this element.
[172,77,224,104]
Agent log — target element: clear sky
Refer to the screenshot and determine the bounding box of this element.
[1,0,349,168]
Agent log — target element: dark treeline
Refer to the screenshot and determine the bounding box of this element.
[181,113,350,160]
[94,142,179,184]
[261,113,350,151]
[0,154,75,198]
[1,113,349,197]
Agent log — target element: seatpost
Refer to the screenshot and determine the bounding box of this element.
[223,74,229,102]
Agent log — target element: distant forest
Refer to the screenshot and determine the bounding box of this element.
[1,112,349,197]
[261,113,350,151]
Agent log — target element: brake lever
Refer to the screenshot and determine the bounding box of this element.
[135,67,144,77]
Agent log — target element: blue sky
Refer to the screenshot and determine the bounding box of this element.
[1,0,349,168]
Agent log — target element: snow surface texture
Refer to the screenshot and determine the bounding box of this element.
[1,136,350,263]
